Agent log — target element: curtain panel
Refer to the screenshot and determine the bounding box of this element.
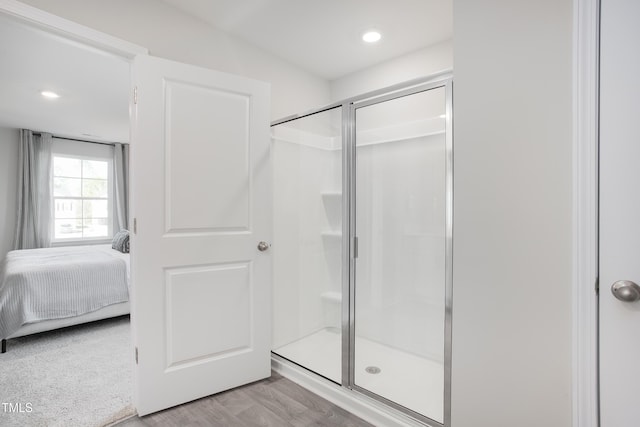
[13,130,53,249]
[113,143,129,231]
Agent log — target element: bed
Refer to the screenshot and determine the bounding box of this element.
[0,244,130,353]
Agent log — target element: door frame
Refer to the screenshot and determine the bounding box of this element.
[0,0,147,412]
[573,0,599,426]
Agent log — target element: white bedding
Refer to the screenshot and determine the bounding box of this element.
[0,244,129,340]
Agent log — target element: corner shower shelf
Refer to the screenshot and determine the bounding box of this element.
[321,191,342,198]
[321,231,342,238]
[321,291,342,303]
[404,232,446,238]
[321,192,342,205]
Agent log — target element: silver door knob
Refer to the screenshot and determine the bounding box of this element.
[257,241,270,252]
[611,280,640,302]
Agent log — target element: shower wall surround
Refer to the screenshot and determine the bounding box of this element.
[271,74,452,427]
[271,107,343,383]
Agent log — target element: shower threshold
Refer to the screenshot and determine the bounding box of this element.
[273,327,444,423]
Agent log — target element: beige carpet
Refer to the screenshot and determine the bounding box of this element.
[0,316,134,427]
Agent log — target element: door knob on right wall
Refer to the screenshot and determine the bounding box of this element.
[611,280,640,302]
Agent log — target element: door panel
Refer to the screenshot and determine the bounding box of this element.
[130,54,271,416]
[165,262,252,368]
[165,80,250,232]
[599,1,640,426]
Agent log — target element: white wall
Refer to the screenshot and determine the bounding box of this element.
[451,1,573,427]
[0,127,19,260]
[18,0,330,120]
[330,40,452,102]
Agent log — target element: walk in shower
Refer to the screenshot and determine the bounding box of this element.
[271,74,452,427]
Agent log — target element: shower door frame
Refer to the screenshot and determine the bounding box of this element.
[271,72,453,427]
[344,76,453,427]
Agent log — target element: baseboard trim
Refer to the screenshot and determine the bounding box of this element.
[271,354,430,427]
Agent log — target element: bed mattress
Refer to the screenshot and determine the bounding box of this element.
[0,244,129,339]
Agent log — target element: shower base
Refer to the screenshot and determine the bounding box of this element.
[273,328,444,423]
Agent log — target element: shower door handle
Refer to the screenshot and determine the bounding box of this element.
[257,241,270,252]
[353,236,358,259]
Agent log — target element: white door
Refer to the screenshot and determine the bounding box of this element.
[599,1,640,426]
[130,55,271,416]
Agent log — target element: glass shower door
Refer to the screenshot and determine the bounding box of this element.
[271,107,343,383]
[352,86,450,423]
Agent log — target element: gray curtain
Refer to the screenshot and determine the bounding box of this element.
[13,130,53,249]
[113,143,129,231]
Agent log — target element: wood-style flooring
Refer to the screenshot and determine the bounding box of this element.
[114,371,374,427]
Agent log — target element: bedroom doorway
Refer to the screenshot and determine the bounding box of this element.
[0,0,273,421]
[0,4,144,426]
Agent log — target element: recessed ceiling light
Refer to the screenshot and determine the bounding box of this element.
[362,30,382,43]
[41,90,60,99]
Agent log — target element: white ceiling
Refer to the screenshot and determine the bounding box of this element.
[161,0,453,80]
[0,14,130,143]
[0,1,451,143]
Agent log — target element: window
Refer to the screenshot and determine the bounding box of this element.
[53,156,112,240]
